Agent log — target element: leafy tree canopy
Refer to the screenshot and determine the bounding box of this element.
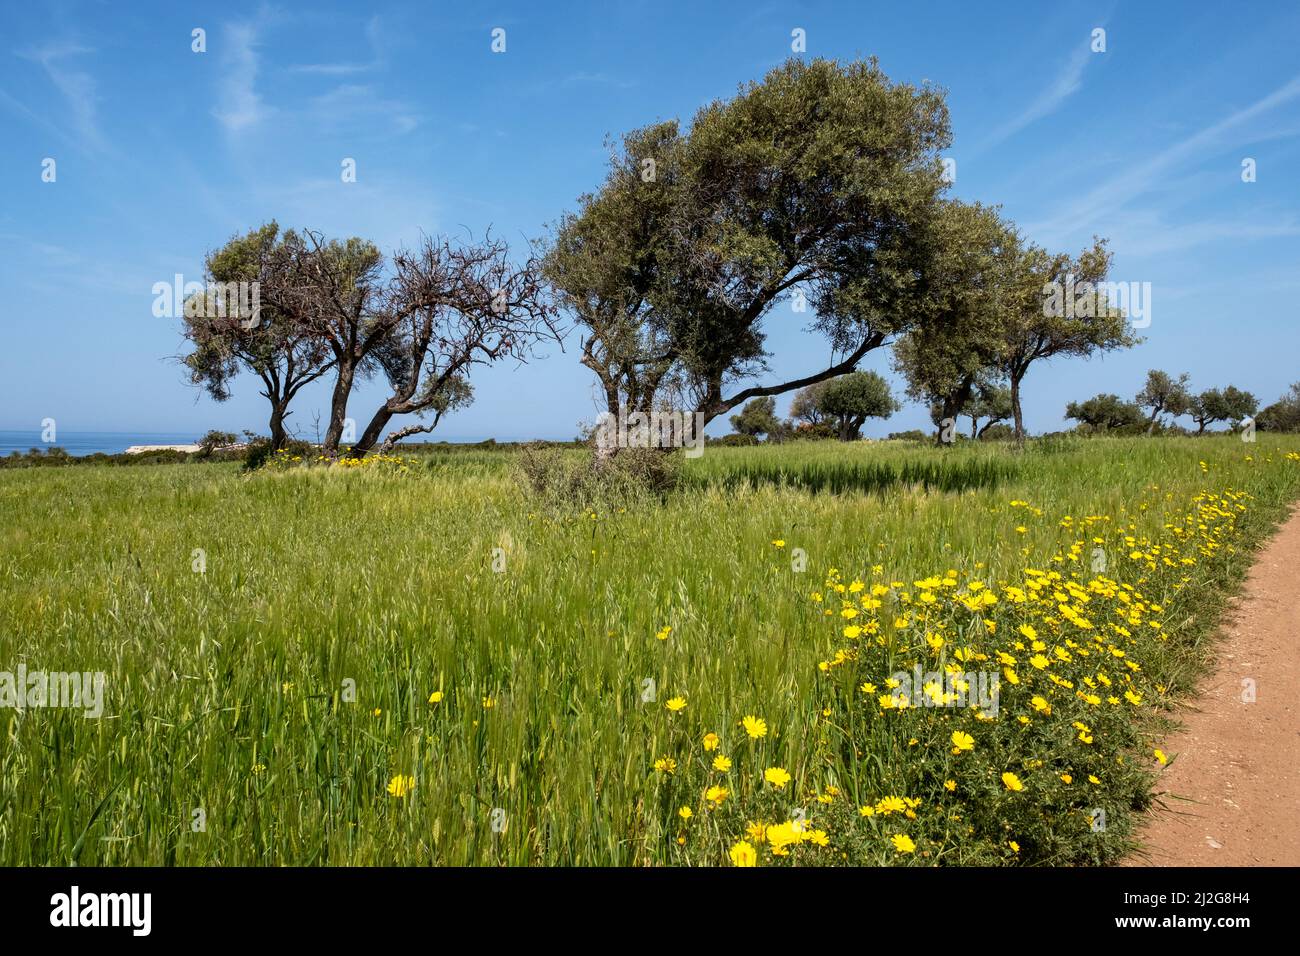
[819,370,899,440]
[1065,393,1146,431]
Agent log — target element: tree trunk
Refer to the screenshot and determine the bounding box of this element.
[1010,375,1026,445]
[936,396,961,447]
[323,362,356,457]
[269,404,288,451]
[590,393,623,469]
[350,407,396,458]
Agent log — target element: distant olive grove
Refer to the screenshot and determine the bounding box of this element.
[1065,370,1298,437]
[717,371,1297,447]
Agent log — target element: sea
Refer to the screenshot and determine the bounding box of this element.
[0,430,565,457]
[0,431,202,457]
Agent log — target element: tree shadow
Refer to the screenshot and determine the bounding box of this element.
[690,457,1019,496]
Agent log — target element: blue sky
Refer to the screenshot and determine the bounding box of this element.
[2,1,1298,441]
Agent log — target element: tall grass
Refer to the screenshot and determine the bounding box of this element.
[0,435,1297,865]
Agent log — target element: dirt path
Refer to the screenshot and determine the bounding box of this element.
[1123,506,1300,866]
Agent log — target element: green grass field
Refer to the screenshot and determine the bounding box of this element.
[2,435,1298,865]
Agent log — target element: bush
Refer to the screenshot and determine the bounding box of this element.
[790,421,837,441]
[1257,390,1300,432]
[1031,433,1082,455]
[241,436,315,472]
[0,447,72,469]
[117,448,191,465]
[708,433,759,447]
[516,444,681,505]
[197,430,239,458]
[241,439,275,472]
[0,446,197,469]
[978,423,1015,442]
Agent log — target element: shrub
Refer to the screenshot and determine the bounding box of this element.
[516,444,681,505]
[0,447,71,469]
[979,423,1015,442]
[790,421,837,441]
[1031,433,1082,455]
[241,438,275,472]
[1257,385,1300,432]
[241,436,314,472]
[197,430,239,458]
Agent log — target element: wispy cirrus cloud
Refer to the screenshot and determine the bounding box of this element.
[287,61,373,77]
[308,83,420,135]
[213,21,271,132]
[18,41,106,151]
[1102,210,1300,258]
[0,86,76,149]
[526,70,637,97]
[286,15,386,76]
[560,72,635,89]
[1027,73,1300,245]
[221,15,417,135]
[979,41,1093,152]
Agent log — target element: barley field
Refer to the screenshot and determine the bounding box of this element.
[2,435,1298,866]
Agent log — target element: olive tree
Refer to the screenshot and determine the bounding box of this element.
[350,234,559,455]
[1135,370,1193,434]
[1257,383,1300,432]
[729,397,782,439]
[1065,393,1146,431]
[179,223,335,450]
[892,201,1020,445]
[1189,385,1257,434]
[819,371,899,440]
[270,230,557,457]
[546,57,951,448]
[542,121,686,440]
[966,384,1014,438]
[994,239,1140,442]
[788,381,831,426]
